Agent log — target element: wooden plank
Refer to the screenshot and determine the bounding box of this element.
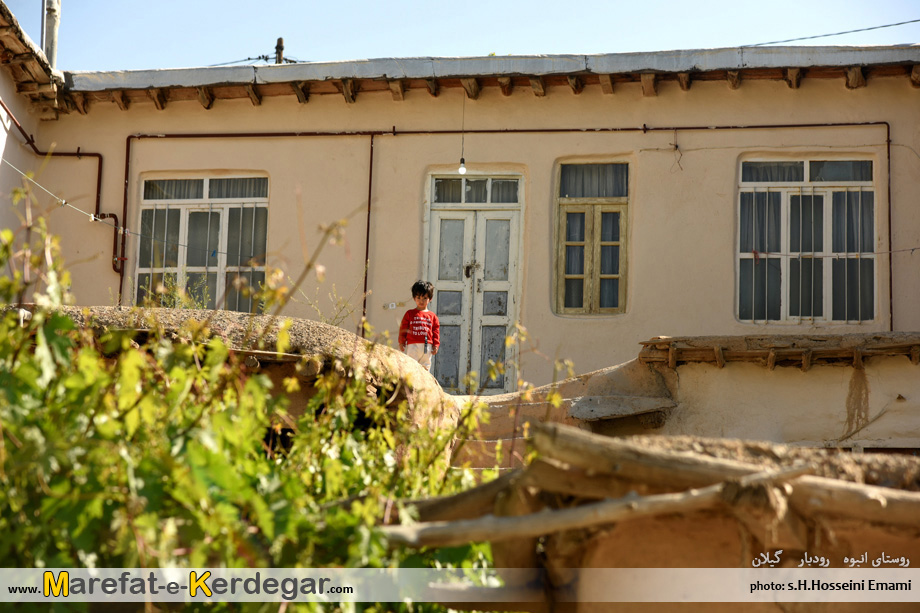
[677,72,691,91]
[566,75,584,95]
[244,83,262,106]
[4,52,33,65]
[801,349,812,372]
[15,81,55,94]
[0,26,13,36]
[196,86,214,110]
[112,90,128,111]
[149,88,167,110]
[598,74,614,95]
[911,65,920,88]
[426,78,439,97]
[845,67,866,89]
[340,78,356,103]
[292,81,309,103]
[726,70,742,90]
[784,68,802,89]
[388,79,405,101]
[411,468,524,523]
[70,92,87,115]
[640,73,657,97]
[497,76,513,96]
[461,78,480,100]
[714,345,725,368]
[529,76,546,97]
[667,343,677,368]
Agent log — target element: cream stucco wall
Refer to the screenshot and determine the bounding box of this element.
[0,75,43,234]
[8,73,920,387]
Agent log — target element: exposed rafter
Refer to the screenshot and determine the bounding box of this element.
[70,92,87,115]
[197,86,214,110]
[292,81,309,103]
[340,78,356,103]
[426,78,440,97]
[784,68,802,89]
[15,81,54,94]
[640,73,657,97]
[149,88,167,110]
[461,78,480,100]
[726,70,742,90]
[529,76,546,97]
[497,77,513,97]
[388,79,405,101]
[112,90,128,111]
[244,83,262,106]
[845,66,866,89]
[911,65,920,88]
[566,75,584,95]
[598,74,614,95]
[677,72,691,91]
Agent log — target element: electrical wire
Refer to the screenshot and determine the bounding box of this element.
[745,18,920,47]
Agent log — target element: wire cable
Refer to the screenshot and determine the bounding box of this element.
[745,18,920,47]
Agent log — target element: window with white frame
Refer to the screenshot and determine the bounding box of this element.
[135,177,268,312]
[737,160,875,322]
[555,163,628,314]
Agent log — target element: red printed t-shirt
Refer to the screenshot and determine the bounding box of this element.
[399,309,440,348]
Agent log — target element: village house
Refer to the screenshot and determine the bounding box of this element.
[1,2,919,412]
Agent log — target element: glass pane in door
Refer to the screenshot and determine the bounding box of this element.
[438,219,465,281]
[433,325,461,389]
[483,219,510,281]
[480,326,506,389]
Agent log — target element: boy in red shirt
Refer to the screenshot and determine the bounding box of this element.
[398,280,440,372]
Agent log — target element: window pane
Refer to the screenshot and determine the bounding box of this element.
[789,257,823,318]
[466,179,487,203]
[432,325,461,389]
[484,219,511,281]
[599,279,618,309]
[565,246,584,275]
[810,161,872,182]
[143,179,203,200]
[480,326,506,389]
[437,219,464,281]
[140,209,180,268]
[560,164,628,198]
[739,258,780,320]
[228,207,268,266]
[436,291,462,316]
[832,259,874,321]
[741,162,804,182]
[186,272,217,310]
[600,245,619,275]
[740,192,781,253]
[434,179,461,203]
[564,279,583,308]
[601,212,620,242]
[491,180,518,203]
[566,212,585,242]
[225,270,265,313]
[482,291,508,316]
[833,191,875,253]
[136,272,177,306]
[790,195,823,252]
[186,211,220,267]
[209,177,268,198]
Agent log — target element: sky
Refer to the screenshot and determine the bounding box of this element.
[4,0,920,72]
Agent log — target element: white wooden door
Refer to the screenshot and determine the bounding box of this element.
[429,209,519,393]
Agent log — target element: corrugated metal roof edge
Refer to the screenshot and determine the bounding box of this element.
[64,45,920,92]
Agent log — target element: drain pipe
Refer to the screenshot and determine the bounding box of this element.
[42,0,61,69]
[0,94,115,270]
[120,121,892,328]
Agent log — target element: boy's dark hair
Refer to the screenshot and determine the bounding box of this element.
[411,280,434,299]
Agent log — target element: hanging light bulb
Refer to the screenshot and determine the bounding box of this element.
[458,157,467,175]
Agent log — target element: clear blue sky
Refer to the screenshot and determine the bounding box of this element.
[5,0,920,72]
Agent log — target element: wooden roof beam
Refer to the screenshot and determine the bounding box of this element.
[567,75,584,95]
[244,83,262,106]
[911,65,920,88]
[784,68,802,89]
[726,70,742,90]
[677,72,691,91]
[640,73,657,97]
[598,74,614,95]
[461,78,480,100]
[529,76,546,97]
[197,86,214,110]
[388,79,405,101]
[112,90,128,111]
[70,92,87,115]
[845,67,866,89]
[4,52,33,65]
[497,76,513,97]
[149,88,167,110]
[0,26,13,36]
[292,81,309,103]
[426,78,439,97]
[15,81,55,94]
[340,78,356,103]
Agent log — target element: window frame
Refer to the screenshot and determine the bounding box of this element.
[134,176,269,312]
[554,163,629,315]
[736,159,876,324]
